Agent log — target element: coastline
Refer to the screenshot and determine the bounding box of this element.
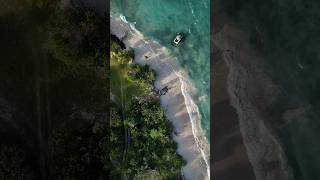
[213,18,294,180]
[110,15,210,180]
[212,43,256,179]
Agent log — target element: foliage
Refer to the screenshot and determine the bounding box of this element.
[110,42,151,107]
[0,0,182,179]
[0,145,34,179]
[47,4,110,179]
[0,1,110,179]
[50,117,109,179]
[110,40,184,179]
[124,98,183,179]
[128,64,156,84]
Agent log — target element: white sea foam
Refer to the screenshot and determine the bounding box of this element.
[201,0,208,8]
[186,0,199,22]
[111,14,210,180]
[176,73,210,179]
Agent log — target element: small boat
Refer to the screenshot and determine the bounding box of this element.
[172,33,183,46]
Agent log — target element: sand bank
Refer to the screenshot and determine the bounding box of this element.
[213,21,294,180]
[211,46,256,180]
[111,15,210,180]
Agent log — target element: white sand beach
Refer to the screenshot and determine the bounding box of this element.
[111,15,210,180]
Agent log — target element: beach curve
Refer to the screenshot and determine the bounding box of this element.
[110,15,210,180]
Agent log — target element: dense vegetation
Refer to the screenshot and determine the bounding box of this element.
[0,0,109,179]
[110,41,184,179]
[0,1,183,179]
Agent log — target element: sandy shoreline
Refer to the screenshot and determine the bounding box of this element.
[213,17,294,180]
[211,43,256,180]
[110,15,209,180]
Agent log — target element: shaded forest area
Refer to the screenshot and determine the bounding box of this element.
[0,0,110,179]
[110,41,184,179]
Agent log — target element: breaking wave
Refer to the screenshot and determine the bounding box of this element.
[114,14,210,179]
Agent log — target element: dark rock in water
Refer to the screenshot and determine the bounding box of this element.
[160,86,169,95]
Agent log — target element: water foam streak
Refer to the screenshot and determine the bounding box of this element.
[114,14,210,179]
[176,73,210,179]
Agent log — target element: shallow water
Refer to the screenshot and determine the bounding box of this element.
[110,0,210,141]
[216,0,320,179]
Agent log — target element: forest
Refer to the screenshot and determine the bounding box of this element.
[0,0,183,179]
[110,40,184,179]
[0,0,109,179]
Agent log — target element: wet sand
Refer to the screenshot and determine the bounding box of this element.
[211,49,256,180]
[213,11,294,179]
[110,15,209,180]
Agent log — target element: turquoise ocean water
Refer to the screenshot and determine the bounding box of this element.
[110,0,210,141]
